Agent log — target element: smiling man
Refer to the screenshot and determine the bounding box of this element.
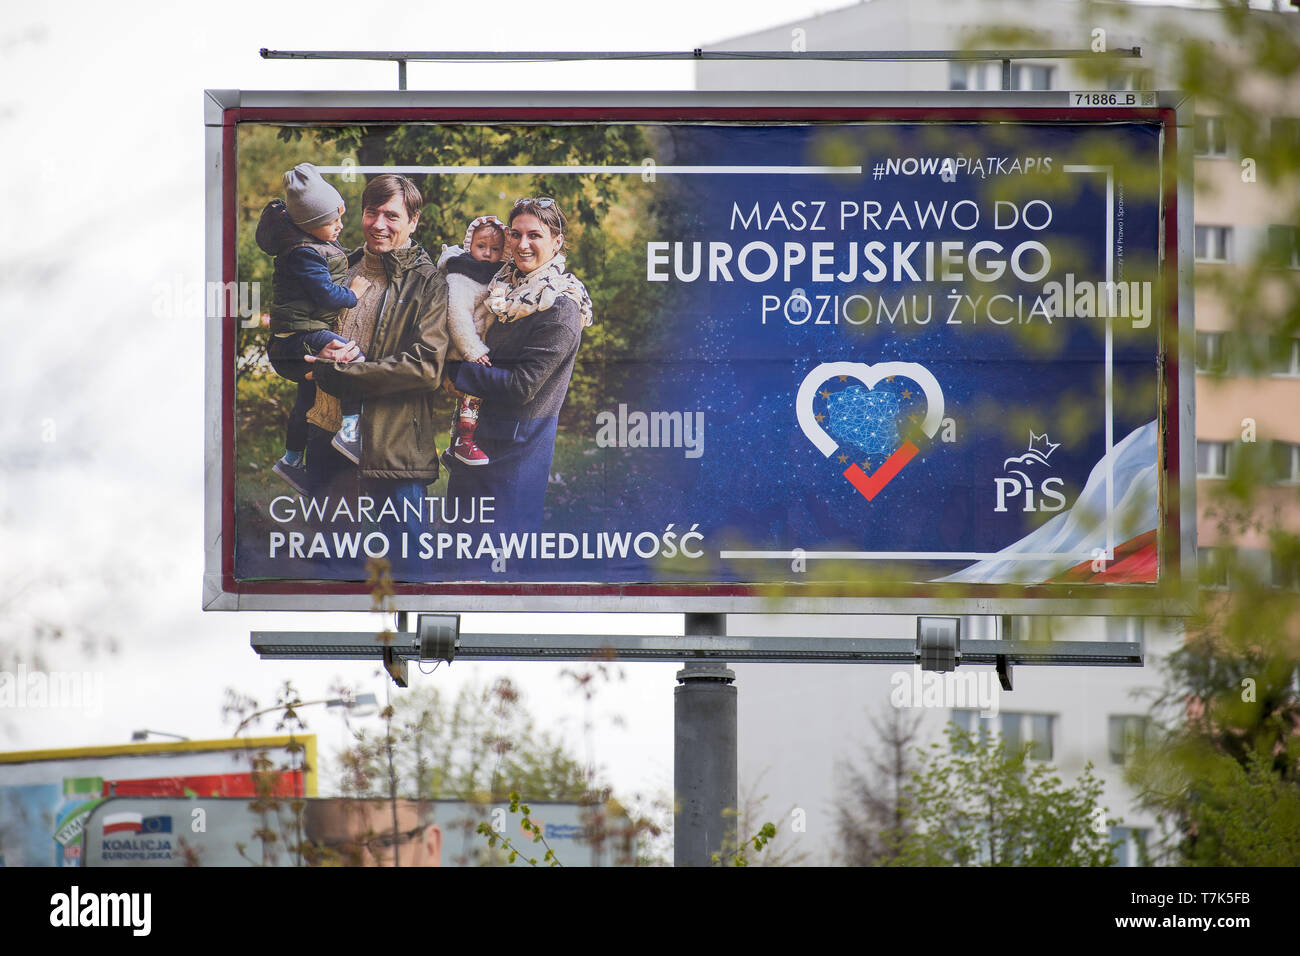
[303,174,449,577]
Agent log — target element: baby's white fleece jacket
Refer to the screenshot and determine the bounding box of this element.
[437,244,494,362]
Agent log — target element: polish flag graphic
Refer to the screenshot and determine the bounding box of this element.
[102,812,144,835]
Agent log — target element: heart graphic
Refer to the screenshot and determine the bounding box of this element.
[795,361,945,501]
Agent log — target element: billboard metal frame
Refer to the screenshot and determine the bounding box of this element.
[251,628,1144,667]
[204,89,1195,616]
[0,736,319,796]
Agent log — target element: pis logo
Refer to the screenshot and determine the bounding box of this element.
[994,431,1066,513]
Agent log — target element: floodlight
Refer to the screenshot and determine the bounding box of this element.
[917,617,961,672]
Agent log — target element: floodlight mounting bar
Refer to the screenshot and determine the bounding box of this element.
[250,631,1141,666]
[259,47,1141,63]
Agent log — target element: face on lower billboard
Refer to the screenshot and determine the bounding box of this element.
[206,93,1188,612]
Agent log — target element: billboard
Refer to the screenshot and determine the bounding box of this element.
[84,798,438,867]
[0,736,315,867]
[84,797,628,867]
[204,91,1194,614]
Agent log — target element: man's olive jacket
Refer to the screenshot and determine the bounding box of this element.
[312,242,449,482]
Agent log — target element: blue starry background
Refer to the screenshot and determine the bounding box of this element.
[552,121,1165,583]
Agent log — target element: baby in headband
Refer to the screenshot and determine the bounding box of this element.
[437,214,507,466]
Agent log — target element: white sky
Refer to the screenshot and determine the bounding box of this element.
[0,0,869,808]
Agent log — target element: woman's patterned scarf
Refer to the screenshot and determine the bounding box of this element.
[486,252,594,327]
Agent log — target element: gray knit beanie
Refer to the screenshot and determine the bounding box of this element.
[283,163,343,230]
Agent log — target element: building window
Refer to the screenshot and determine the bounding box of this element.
[949,62,996,90]
[1022,713,1053,760]
[1010,64,1053,90]
[1196,440,1232,478]
[1271,117,1300,151]
[1199,546,1230,589]
[1023,616,1063,642]
[1195,331,1228,373]
[1267,226,1300,269]
[1195,225,1232,262]
[1107,70,1152,91]
[1109,827,1151,867]
[952,710,1054,760]
[1273,441,1300,484]
[1105,617,1144,644]
[1108,715,1155,765]
[1194,116,1228,157]
[1272,550,1300,591]
[948,62,1052,91]
[1270,336,1300,377]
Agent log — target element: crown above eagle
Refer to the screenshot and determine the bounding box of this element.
[1028,431,1060,460]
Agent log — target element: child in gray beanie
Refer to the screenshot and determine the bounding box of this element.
[256,163,371,491]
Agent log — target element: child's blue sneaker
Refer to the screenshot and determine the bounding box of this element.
[332,414,361,465]
[273,454,311,495]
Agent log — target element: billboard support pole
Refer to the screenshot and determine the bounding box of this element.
[674,613,737,867]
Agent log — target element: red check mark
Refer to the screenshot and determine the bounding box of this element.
[842,440,920,501]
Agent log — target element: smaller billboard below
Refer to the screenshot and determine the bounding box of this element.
[84,797,633,867]
[0,737,314,867]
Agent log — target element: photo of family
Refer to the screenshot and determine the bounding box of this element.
[259,168,586,546]
[233,121,665,582]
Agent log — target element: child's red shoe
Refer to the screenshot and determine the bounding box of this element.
[453,421,490,466]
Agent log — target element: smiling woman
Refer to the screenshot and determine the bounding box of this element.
[441,197,594,535]
[509,204,564,273]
